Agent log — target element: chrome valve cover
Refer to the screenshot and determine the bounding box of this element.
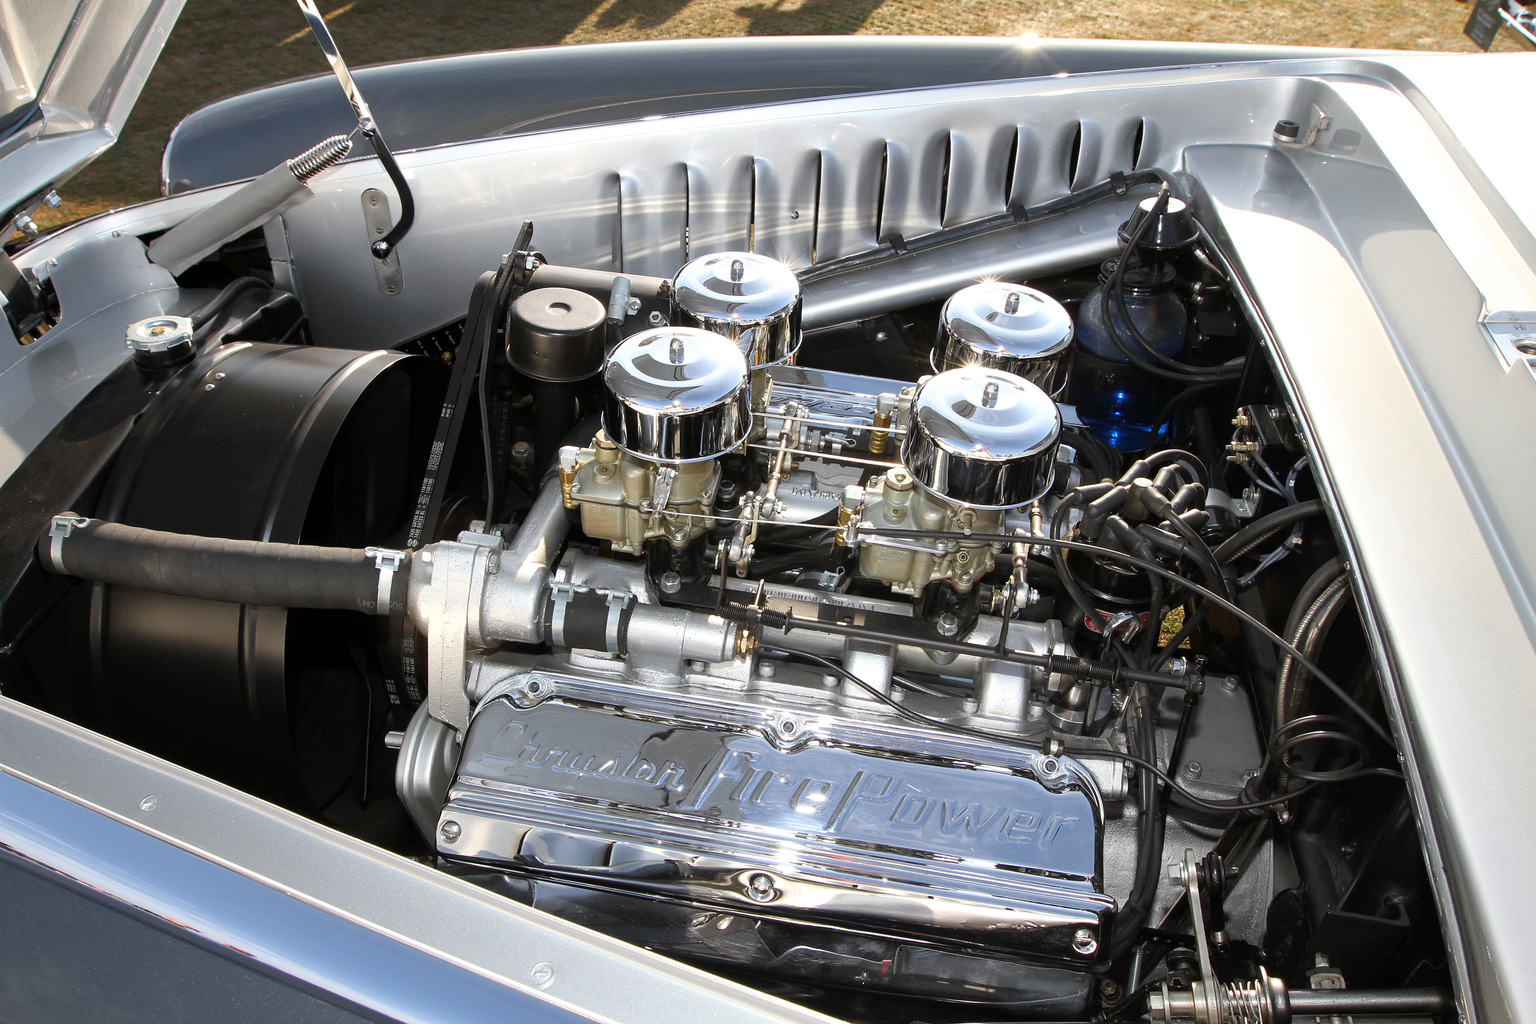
[439,671,1112,975]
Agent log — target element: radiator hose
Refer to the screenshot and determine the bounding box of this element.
[39,514,407,615]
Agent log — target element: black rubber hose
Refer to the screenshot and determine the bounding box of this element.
[1213,499,1326,565]
[189,276,266,329]
[39,515,398,613]
[1109,686,1166,958]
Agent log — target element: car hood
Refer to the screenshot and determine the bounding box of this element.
[0,0,185,225]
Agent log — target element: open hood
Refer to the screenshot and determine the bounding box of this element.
[0,0,185,228]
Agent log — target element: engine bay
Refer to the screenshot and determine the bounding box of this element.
[1,164,1456,1023]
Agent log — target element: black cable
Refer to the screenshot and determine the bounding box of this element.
[1213,499,1326,565]
[477,299,498,527]
[1109,685,1167,957]
[189,276,266,329]
[798,169,1182,285]
[851,522,1393,745]
[1147,382,1224,448]
[1099,191,1242,383]
[766,646,1398,813]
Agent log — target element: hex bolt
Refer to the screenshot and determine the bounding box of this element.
[1072,927,1098,955]
[439,820,462,844]
[658,571,682,595]
[1183,760,1203,780]
[1167,862,1185,885]
[936,612,960,637]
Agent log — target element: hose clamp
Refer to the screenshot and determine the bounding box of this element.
[48,515,90,573]
[549,580,578,647]
[366,546,406,614]
[604,590,633,654]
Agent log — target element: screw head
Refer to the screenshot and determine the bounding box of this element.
[1072,927,1098,955]
[138,794,159,813]
[439,820,462,844]
[1183,760,1203,780]
[745,872,779,902]
[530,962,555,989]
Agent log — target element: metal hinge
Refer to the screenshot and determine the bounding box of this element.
[1479,310,1536,376]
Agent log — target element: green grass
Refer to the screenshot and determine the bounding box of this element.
[43,0,1511,230]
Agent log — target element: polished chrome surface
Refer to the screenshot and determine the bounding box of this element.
[0,767,590,1024]
[901,367,1062,508]
[294,0,376,128]
[0,695,830,1024]
[672,251,803,367]
[933,282,1074,396]
[601,326,750,462]
[507,286,608,382]
[444,673,1110,962]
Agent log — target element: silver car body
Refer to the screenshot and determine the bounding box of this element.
[1,27,1534,1024]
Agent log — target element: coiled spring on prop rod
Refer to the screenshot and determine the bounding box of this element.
[287,134,353,182]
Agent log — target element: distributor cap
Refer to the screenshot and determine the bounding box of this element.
[602,326,750,462]
[901,367,1062,509]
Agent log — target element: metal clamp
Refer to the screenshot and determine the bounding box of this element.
[549,580,580,648]
[47,515,90,573]
[365,547,406,615]
[605,590,634,654]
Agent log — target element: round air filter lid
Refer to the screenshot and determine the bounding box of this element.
[939,282,1072,364]
[901,367,1062,509]
[672,251,800,325]
[602,326,750,461]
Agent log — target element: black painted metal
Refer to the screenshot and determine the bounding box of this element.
[87,343,444,814]
[162,37,1338,193]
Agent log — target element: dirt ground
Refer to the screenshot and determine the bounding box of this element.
[45,0,1508,228]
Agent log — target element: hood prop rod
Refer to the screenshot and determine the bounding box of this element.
[294,0,415,261]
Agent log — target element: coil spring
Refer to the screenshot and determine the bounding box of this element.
[287,134,354,181]
[1222,980,1271,1024]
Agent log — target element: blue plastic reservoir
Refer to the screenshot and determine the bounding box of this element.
[1068,260,1186,452]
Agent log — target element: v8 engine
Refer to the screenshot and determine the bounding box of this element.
[17,179,1445,1024]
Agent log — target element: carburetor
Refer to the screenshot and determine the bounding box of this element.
[845,366,1061,595]
[559,327,749,555]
